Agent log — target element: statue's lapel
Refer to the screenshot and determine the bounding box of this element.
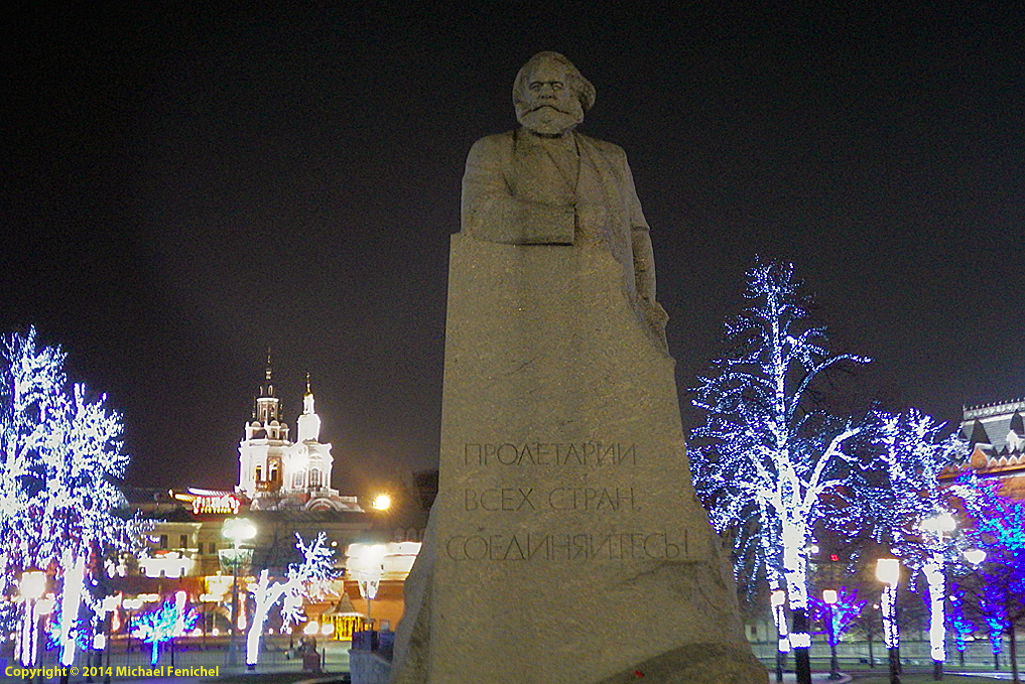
[513,129,577,199]
[576,134,624,239]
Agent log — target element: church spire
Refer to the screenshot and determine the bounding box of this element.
[303,372,315,414]
[297,372,321,442]
[261,348,274,396]
[255,348,281,423]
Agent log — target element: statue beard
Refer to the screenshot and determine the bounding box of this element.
[517,103,584,137]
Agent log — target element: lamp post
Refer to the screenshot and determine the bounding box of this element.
[221,517,256,666]
[877,556,901,684]
[770,588,788,683]
[963,548,986,567]
[123,597,144,657]
[822,589,841,680]
[18,570,47,669]
[921,511,956,681]
[98,594,120,684]
[350,543,387,632]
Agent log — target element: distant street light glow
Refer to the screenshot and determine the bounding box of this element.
[963,548,986,566]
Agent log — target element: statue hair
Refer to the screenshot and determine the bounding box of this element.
[512,51,596,112]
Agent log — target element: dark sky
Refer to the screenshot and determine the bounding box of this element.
[3,3,1023,494]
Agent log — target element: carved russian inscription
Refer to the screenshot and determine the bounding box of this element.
[462,441,637,466]
[443,531,687,561]
[444,440,693,564]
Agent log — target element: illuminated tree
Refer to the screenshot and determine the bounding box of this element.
[0,327,141,664]
[690,261,871,680]
[946,584,975,666]
[952,474,1025,682]
[809,586,866,647]
[854,408,966,677]
[245,532,338,668]
[132,593,199,666]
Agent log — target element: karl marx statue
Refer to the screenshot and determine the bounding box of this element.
[461,51,669,350]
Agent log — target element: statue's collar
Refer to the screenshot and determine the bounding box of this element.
[517,127,579,149]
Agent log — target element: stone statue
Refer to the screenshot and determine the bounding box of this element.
[461,51,668,351]
[388,52,767,684]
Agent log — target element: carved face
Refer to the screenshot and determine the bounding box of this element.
[515,57,585,137]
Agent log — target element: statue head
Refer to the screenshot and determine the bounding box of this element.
[513,51,595,137]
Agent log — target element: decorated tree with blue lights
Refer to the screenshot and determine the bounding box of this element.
[809,586,866,646]
[946,583,975,666]
[979,590,1010,669]
[0,327,141,665]
[132,593,199,666]
[951,473,1025,682]
[690,261,872,678]
[246,532,338,668]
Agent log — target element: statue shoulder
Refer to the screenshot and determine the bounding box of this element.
[575,132,627,160]
[468,131,516,160]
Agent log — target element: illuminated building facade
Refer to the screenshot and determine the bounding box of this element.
[957,397,1025,499]
[111,491,390,640]
[100,363,425,646]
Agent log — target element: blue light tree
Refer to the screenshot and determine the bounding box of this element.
[809,586,866,645]
[690,261,872,683]
[979,591,1009,670]
[951,474,1025,682]
[945,584,975,666]
[132,594,200,666]
[0,327,142,665]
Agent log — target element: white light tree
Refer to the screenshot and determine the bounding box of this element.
[690,261,872,683]
[856,408,967,680]
[0,327,140,666]
[245,532,338,668]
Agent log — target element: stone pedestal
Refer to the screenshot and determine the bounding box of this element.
[391,234,766,684]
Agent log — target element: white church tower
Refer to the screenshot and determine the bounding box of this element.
[281,373,340,504]
[237,355,289,498]
[238,361,359,511]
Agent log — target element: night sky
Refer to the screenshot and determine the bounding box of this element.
[3,3,1023,495]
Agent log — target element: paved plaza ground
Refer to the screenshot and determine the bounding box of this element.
[4,641,1023,683]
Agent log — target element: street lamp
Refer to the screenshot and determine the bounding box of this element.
[876,556,901,684]
[822,589,841,680]
[98,594,120,684]
[963,548,986,566]
[920,511,956,681]
[350,543,387,631]
[123,597,144,655]
[18,570,47,669]
[221,517,256,666]
[371,494,391,512]
[770,588,788,683]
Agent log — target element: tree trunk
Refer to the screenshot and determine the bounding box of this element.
[792,606,812,684]
[1009,626,1019,684]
